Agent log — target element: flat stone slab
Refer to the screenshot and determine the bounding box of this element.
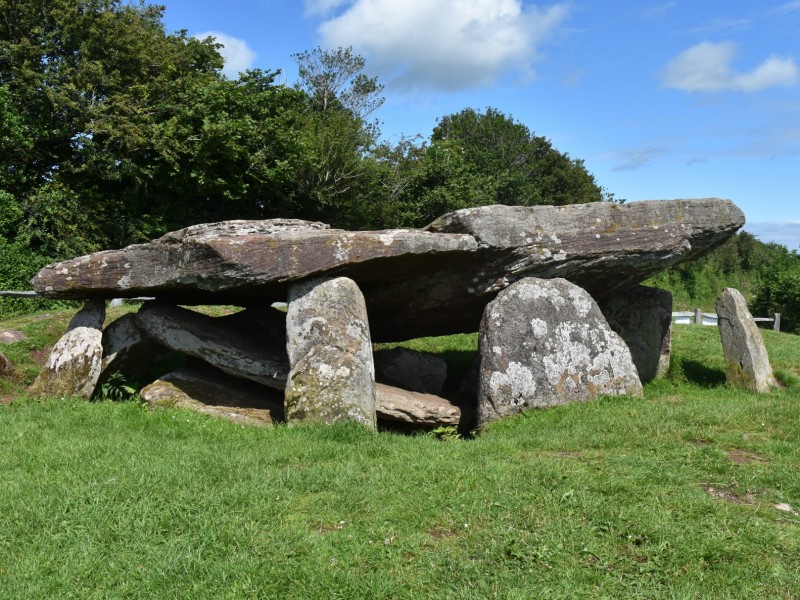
[140,365,284,426]
[375,383,461,426]
[32,199,744,341]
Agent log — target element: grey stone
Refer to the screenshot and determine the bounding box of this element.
[29,300,105,399]
[599,285,672,382]
[32,199,745,342]
[374,347,447,395]
[141,364,284,426]
[478,278,643,427]
[285,276,377,430]
[716,287,777,393]
[135,303,288,390]
[375,383,461,426]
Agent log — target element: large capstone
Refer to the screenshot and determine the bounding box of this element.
[599,285,672,382]
[478,278,642,427]
[716,287,777,393]
[32,199,745,342]
[284,276,377,430]
[29,300,105,399]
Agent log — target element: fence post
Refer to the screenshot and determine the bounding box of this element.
[694,308,702,325]
[774,313,781,332]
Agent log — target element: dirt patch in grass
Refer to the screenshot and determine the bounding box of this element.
[428,527,456,540]
[690,438,713,446]
[29,348,50,366]
[727,449,765,464]
[703,485,756,505]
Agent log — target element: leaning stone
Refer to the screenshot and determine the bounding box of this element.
[375,383,460,426]
[29,300,105,399]
[140,364,283,426]
[716,288,777,393]
[599,285,672,382]
[98,314,160,385]
[478,278,642,427]
[374,347,447,395]
[135,303,288,390]
[285,276,377,430]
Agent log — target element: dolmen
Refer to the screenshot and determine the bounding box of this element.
[30,198,745,430]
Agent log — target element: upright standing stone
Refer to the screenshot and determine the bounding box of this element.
[478,278,642,427]
[30,300,105,399]
[599,285,672,382]
[716,287,777,393]
[285,277,377,430]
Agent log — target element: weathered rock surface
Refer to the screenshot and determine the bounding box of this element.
[32,199,744,341]
[135,303,289,390]
[29,300,105,399]
[374,347,448,395]
[141,364,284,426]
[369,199,744,340]
[716,287,777,393]
[375,383,461,426]
[599,285,672,382]
[285,277,377,430]
[31,219,477,305]
[478,278,643,427]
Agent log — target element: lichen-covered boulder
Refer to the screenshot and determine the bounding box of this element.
[374,347,447,395]
[599,285,672,382]
[478,278,642,427]
[97,313,160,389]
[716,287,777,393]
[285,277,377,430]
[29,300,105,399]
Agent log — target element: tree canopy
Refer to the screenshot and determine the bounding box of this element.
[1,0,628,315]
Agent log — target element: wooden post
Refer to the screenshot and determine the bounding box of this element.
[694,308,702,325]
[774,313,781,332]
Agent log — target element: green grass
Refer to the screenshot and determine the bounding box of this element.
[1,309,799,598]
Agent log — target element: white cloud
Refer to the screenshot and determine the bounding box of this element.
[314,0,570,91]
[644,2,676,19]
[195,31,256,78]
[304,0,350,16]
[743,222,800,250]
[772,1,800,15]
[662,41,799,93]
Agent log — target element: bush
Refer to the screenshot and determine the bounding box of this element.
[751,260,800,334]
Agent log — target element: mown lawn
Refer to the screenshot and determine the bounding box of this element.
[0,309,798,599]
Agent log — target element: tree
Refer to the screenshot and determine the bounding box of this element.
[291,46,387,228]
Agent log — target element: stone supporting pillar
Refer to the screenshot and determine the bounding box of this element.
[285,276,377,430]
[599,285,672,383]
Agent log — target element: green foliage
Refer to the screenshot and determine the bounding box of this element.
[383,107,610,227]
[98,371,141,402]
[751,257,800,334]
[646,231,796,317]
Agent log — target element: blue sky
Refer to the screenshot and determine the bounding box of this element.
[161,0,800,249]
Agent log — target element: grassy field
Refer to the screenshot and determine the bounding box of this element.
[0,308,798,598]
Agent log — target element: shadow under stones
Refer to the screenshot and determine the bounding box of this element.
[677,359,726,387]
